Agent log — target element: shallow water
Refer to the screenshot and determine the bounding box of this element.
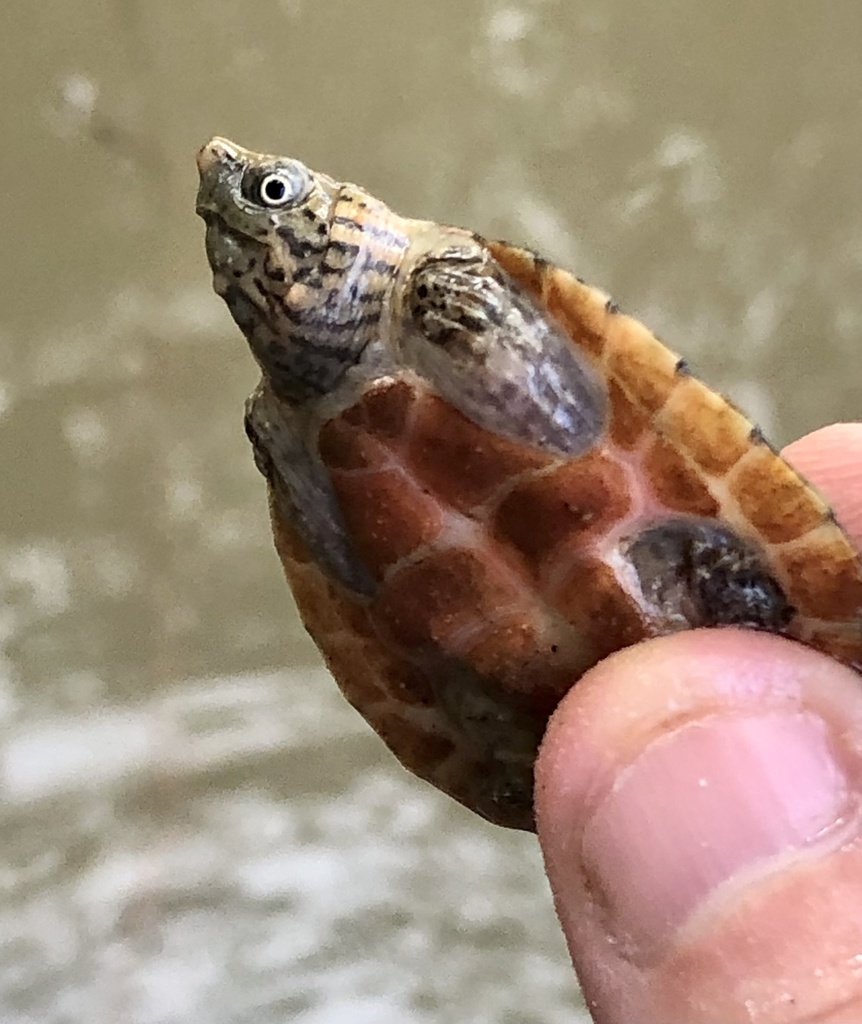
[2,2,862,1021]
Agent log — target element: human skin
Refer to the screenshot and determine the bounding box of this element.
[535,423,862,1024]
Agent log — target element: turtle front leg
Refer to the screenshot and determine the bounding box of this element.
[407,250,509,350]
[400,246,608,457]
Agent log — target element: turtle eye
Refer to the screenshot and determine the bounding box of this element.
[241,160,311,210]
[257,172,294,208]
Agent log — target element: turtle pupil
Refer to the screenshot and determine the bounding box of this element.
[261,176,287,204]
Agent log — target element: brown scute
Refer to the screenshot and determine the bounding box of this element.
[330,643,438,710]
[372,546,524,652]
[659,376,753,474]
[318,381,417,471]
[463,619,582,708]
[324,639,390,706]
[268,503,354,637]
[484,240,545,294]
[329,467,443,579]
[544,271,608,358]
[318,416,384,471]
[549,558,647,659]
[604,317,680,414]
[805,628,862,667]
[344,378,417,441]
[776,526,862,620]
[384,662,438,707]
[408,393,552,511]
[372,711,457,773]
[729,447,829,543]
[644,437,721,516]
[493,456,630,577]
[335,589,379,640]
[608,377,651,449]
[459,615,543,687]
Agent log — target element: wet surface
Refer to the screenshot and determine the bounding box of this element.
[3,2,862,1020]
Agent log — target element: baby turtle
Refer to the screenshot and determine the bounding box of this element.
[197,137,862,830]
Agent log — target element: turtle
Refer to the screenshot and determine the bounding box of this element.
[196,136,862,831]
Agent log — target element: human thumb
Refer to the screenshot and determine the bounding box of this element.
[536,631,862,1024]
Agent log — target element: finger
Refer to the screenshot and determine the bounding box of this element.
[536,631,862,1023]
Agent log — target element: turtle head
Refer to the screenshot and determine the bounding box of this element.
[196,137,407,402]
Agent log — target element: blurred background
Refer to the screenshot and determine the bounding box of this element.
[2,2,862,1021]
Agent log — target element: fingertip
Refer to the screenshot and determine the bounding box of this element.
[536,631,862,1023]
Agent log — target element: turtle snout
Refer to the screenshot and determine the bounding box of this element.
[195,137,245,219]
[196,137,239,177]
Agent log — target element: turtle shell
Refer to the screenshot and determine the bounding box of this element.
[197,137,862,830]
